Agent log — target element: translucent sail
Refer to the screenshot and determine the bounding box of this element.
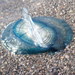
[22,8,47,47]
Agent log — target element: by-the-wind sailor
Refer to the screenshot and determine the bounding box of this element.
[1,8,73,54]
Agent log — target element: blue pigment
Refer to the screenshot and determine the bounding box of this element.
[1,8,73,54]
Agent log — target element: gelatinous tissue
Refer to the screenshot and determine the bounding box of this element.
[1,8,73,54]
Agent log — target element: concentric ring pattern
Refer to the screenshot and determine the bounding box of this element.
[1,17,73,54]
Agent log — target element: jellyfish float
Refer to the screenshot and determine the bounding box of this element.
[1,8,73,54]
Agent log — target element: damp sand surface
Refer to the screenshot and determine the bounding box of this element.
[0,0,75,75]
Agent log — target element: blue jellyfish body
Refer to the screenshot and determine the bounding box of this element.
[1,9,73,54]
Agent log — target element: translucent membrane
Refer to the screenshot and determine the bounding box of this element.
[1,8,73,54]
